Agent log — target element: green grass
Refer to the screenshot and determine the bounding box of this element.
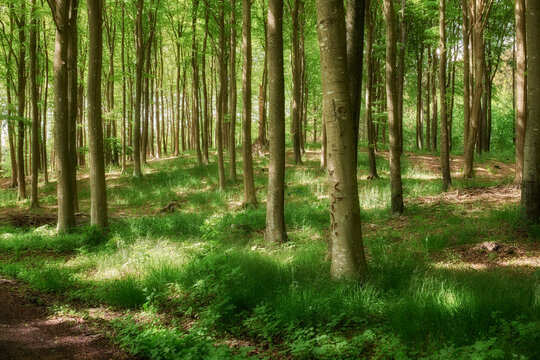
[0,148,538,359]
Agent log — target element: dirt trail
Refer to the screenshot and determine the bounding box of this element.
[0,279,131,360]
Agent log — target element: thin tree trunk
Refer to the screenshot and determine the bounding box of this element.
[16,3,27,200]
[439,0,451,191]
[365,0,378,180]
[383,0,404,214]
[87,0,108,228]
[242,0,256,206]
[515,0,527,183]
[30,0,39,208]
[229,0,238,179]
[291,0,303,165]
[216,2,227,190]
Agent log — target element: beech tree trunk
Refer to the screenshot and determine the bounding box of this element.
[439,0,451,191]
[315,0,368,280]
[87,0,108,228]
[192,0,203,166]
[383,0,404,214]
[365,0,378,180]
[30,0,39,208]
[48,0,76,231]
[216,2,227,190]
[16,3,26,200]
[265,0,287,243]
[133,0,144,178]
[521,0,540,222]
[515,0,526,184]
[242,0,257,206]
[291,0,303,165]
[229,0,238,179]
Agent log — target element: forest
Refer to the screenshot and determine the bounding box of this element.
[0,0,538,358]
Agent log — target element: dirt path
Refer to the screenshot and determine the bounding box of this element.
[0,279,131,360]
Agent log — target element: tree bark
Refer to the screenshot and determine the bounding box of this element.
[216,1,227,190]
[242,0,257,206]
[133,0,144,178]
[315,0,368,280]
[30,0,39,208]
[265,0,287,242]
[229,0,238,179]
[48,0,76,231]
[87,0,108,228]
[522,0,540,222]
[515,0,526,184]
[291,0,303,165]
[365,0,378,180]
[439,0,451,191]
[192,0,203,166]
[16,3,27,200]
[383,0,404,214]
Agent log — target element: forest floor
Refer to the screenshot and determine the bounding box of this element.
[0,146,538,359]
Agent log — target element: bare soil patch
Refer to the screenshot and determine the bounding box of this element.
[432,241,540,272]
[0,278,131,360]
[0,209,89,228]
[412,184,521,207]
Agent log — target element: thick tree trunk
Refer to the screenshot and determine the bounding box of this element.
[383,0,404,214]
[49,0,76,231]
[522,0,540,222]
[315,0,368,280]
[242,0,257,206]
[87,0,108,228]
[439,0,451,191]
[265,0,287,243]
[515,0,527,184]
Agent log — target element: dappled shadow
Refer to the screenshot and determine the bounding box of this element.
[0,279,129,360]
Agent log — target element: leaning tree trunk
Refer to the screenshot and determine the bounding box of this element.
[439,0,451,191]
[515,0,527,184]
[265,0,287,243]
[315,0,368,280]
[87,0,108,228]
[522,0,540,222]
[383,0,404,214]
[242,0,257,206]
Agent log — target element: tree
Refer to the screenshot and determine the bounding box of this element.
[87,0,108,228]
[521,0,540,222]
[383,0,404,214]
[515,0,526,183]
[15,1,26,200]
[315,0,368,279]
[30,0,39,208]
[265,0,287,243]
[242,0,257,206]
[47,0,76,231]
[290,0,303,165]
[439,0,451,191]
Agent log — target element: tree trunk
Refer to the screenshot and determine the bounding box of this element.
[462,0,471,151]
[439,0,451,191]
[67,0,79,212]
[87,0,108,228]
[315,0,368,280]
[365,0,378,180]
[229,0,238,179]
[291,0,303,165]
[30,0,39,208]
[515,0,527,183]
[522,0,540,222]
[242,0,257,206]
[396,0,406,154]
[383,0,404,214]
[416,49,424,149]
[265,0,287,243]
[192,0,203,166]
[16,3,27,200]
[48,0,76,231]
[133,0,144,178]
[216,2,227,190]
